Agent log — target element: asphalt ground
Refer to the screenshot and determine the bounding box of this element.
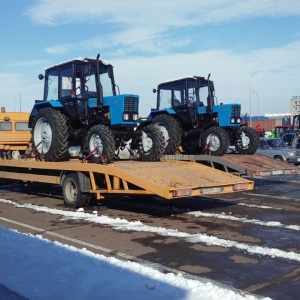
[0,174,299,300]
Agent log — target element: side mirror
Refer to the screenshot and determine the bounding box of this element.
[38,74,44,80]
[153,88,157,93]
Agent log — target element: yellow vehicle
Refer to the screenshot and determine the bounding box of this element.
[0,109,31,159]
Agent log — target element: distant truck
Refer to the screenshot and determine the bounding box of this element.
[0,108,31,159]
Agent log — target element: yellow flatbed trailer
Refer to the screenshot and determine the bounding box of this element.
[0,158,253,208]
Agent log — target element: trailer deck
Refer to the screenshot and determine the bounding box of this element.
[163,154,299,177]
[0,158,253,203]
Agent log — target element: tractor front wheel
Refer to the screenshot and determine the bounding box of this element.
[82,124,116,163]
[138,125,164,161]
[234,126,259,154]
[201,127,229,156]
[152,115,182,154]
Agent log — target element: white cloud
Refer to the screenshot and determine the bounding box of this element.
[27,1,300,57]
[27,1,300,27]
[1,37,299,116]
[108,41,300,116]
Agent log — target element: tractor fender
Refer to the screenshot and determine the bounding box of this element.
[29,101,63,127]
[147,108,177,121]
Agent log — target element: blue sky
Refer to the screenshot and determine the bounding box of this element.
[1,0,300,116]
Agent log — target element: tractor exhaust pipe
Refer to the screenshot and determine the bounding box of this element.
[96,53,103,109]
[207,73,213,113]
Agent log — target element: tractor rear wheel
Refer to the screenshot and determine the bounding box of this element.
[234,126,259,154]
[201,127,229,156]
[152,115,182,154]
[82,124,115,163]
[32,107,69,161]
[138,125,164,161]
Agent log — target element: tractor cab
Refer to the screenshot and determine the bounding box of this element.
[153,76,213,128]
[155,76,210,109]
[35,58,116,126]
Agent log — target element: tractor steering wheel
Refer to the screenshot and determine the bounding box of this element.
[76,85,88,97]
[187,97,194,105]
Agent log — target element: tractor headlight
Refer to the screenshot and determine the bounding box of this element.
[133,114,138,121]
[230,117,241,124]
[123,113,129,120]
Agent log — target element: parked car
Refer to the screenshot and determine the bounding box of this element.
[282,132,296,147]
[256,138,300,165]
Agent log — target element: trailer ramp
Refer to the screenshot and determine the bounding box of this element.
[0,159,253,200]
[163,154,299,177]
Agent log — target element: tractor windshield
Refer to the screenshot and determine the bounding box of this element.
[157,77,211,109]
[76,62,115,98]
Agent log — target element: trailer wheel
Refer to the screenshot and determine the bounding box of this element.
[62,173,90,208]
[234,126,259,154]
[201,127,229,156]
[138,125,164,161]
[152,115,182,154]
[32,107,69,161]
[82,124,115,163]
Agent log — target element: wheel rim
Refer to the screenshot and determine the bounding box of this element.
[240,132,250,149]
[157,124,170,149]
[141,131,153,154]
[65,180,78,202]
[89,133,103,157]
[34,117,52,154]
[206,134,221,151]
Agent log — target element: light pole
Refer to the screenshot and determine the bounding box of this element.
[251,89,259,120]
[249,72,258,127]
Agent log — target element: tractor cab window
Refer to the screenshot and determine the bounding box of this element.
[75,64,96,98]
[46,70,59,101]
[193,79,210,107]
[60,68,73,98]
[173,82,186,105]
[100,71,114,97]
[158,89,172,109]
[199,84,209,106]
[75,63,114,98]
[158,82,188,108]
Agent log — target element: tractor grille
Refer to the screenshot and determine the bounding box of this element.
[124,96,139,113]
[231,105,241,117]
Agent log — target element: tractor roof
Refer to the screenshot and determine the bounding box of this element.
[158,76,208,87]
[46,57,112,71]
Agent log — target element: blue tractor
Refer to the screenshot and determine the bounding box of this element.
[146,75,259,156]
[29,54,163,162]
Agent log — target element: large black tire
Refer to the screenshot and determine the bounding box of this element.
[234,126,259,154]
[32,107,69,161]
[201,127,229,156]
[62,173,90,208]
[152,115,182,154]
[82,124,115,163]
[138,125,164,161]
[181,136,201,154]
